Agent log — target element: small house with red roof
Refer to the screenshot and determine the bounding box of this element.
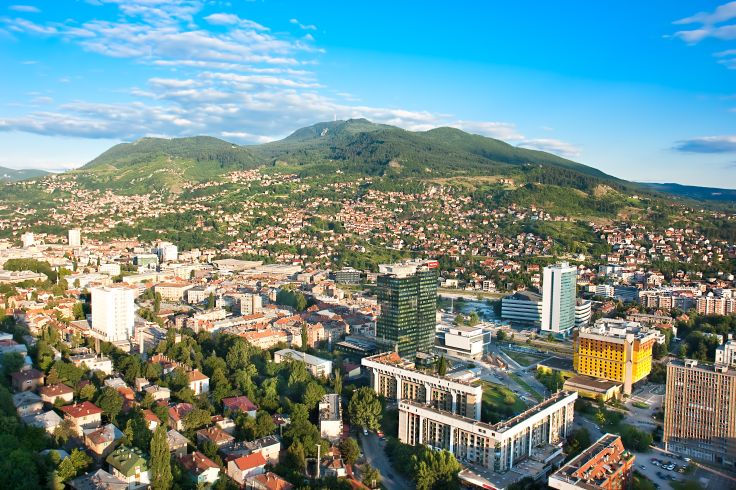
[61,401,103,435]
[227,452,267,486]
[222,395,258,418]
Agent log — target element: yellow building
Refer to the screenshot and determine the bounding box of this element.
[573,319,659,395]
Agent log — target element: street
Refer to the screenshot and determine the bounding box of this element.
[359,432,414,490]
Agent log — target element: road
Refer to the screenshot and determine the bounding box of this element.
[359,432,414,490]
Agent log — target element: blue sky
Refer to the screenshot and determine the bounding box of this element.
[1,1,735,187]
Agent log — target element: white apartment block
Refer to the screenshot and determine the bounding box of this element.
[362,352,483,420]
[91,285,135,342]
[437,325,486,360]
[716,340,736,367]
[273,349,333,377]
[68,228,81,247]
[398,391,577,474]
[541,262,578,337]
[319,393,342,442]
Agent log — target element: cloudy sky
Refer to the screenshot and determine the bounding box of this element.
[0,1,735,187]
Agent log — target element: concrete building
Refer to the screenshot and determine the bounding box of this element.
[154,282,194,302]
[99,263,121,277]
[573,318,658,395]
[362,352,483,420]
[273,349,333,377]
[319,394,342,442]
[156,242,178,262]
[664,359,736,466]
[541,262,578,337]
[91,285,135,342]
[548,433,634,490]
[376,259,439,357]
[398,391,577,485]
[237,293,263,316]
[716,340,736,367]
[436,325,487,360]
[68,228,81,247]
[335,268,362,284]
[501,291,542,327]
[574,299,592,327]
[21,232,35,248]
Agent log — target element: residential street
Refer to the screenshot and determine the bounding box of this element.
[359,432,414,490]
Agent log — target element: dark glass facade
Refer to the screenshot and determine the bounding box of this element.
[376,267,438,357]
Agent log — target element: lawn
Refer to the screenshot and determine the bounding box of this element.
[481,381,527,423]
[501,348,546,367]
[632,401,650,409]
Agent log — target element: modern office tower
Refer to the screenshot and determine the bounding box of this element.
[362,352,483,420]
[68,228,81,247]
[91,285,136,342]
[375,259,439,357]
[501,291,543,326]
[548,433,635,490]
[20,232,35,248]
[573,318,658,395]
[398,391,577,488]
[541,262,577,337]
[664,359,736,466]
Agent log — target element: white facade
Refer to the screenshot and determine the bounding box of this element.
[441,325,485,359]
[501,291,542,326]
[21,232,35,248]
[68,228,81,247]
[541,262,578,336]
[574,300,592,327]
[319,394,343,442]
[273,349,333,377]
[156,242,178,262]
[716,340,736,367]
[99,263,121,277]
[91,286,135,342]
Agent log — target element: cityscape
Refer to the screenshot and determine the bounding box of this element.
[1,2,736,490]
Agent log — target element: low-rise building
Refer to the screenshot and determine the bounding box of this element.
[223,395,258,418]
[228,452,267,486]
[39,383,74,405]
[61,401,103,435]
[179,451,220,486]
[22,409,62,433]
[187,369,210,395]
[106,446,149,490]
[274,349,333,377]
[247,472,294,490]
[167,429,189,457]
[11,368,44,392]
[436,325,487,360]
[84,423,124,460]
[197,426,235,449]
[13,391,43,416]
[154,282,194,302]
[548,433,635,490]
[319,394,342,442]
[68,469,128,490]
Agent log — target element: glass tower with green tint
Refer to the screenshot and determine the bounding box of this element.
[376,260,439,357]
[541,261,578,338]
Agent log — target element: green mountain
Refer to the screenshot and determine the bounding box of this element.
[0,166,50,182]
[76,136,259,193]
[639,182,736,202]
[250,119,623,191]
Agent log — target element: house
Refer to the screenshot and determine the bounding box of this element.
[196,426,235,449]
[167,429,189,457]
[324,457,347,478]
[11,368,44,392]
[143,384,170,402]
[141,409,160,431]
[70,354,114,375]
[222,395,258,418]
[61,401,104,435]
[68,468,128,490]
[23,409,62,433]
[247,472,294,490]
[106,446,150,490]
[187,369,210,395]
[179,451,220,486]
[243,435,282,464]
[12,390,43,416]
[213,415,236,435]
[84,423,124,459]
[227,452,267,486]
[168,403,194,431]
[38,383,74,405]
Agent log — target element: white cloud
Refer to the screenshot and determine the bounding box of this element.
[204,12,268,31]
[517,138,581,158]
[290,18,317,30]
[674,2,736,26]
[448,120,524,140]
[674,135,736,153]
[8,5,40,13]
[672,2,736,48]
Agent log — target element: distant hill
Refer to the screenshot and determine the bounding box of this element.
[0,166,49,181]
[639,182,736,202]
[76,136,259,193]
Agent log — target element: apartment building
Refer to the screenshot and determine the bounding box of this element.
[398,391,577,486]
[548,433,635,490]
[573,318,658,395]
[362,352,483,420]
[716,340,736,367]
[91,285,135,342]
[154,282,194,302]
[664,359,736,466]
[273,349,333,377]
[318,394,342,442]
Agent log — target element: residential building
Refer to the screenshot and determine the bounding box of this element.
[22,410,63,433]
[99,263,121,277]
[574,318,658,395]
[69,353,114,374]
[273,349,333,377]
[68,469,127,490]
[541,262,578,337]
[197,426,235,449]
[187,369,209,395]
[247,472,294,490]
[398,391,577,489]
[21,231,35,248]
[167,429,189,457]
[11,368,44,392]
[716,340,736,367]
[238,293,263,315]
[154,282,193,302]
[84,423,124,459]
[68,228,81,247]
[106,446,149,490]
[91,285,135,342]
[548,433,635,490]
[228,452,267,486]
[179,451,220,486]
[362,352,483,420]
[13,391,43,416]
[39,383,74,404]
[664,359,736,466]
[168,403,194,431]
[61,401,103,436]
[319,394,342,442]
[242,435,282,464]
[155,242,178,262]
[501,291,542,326]
[223,395,258,418]
[574,299,592,327]
[375,259,439,357]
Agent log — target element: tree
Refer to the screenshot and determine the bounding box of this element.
[437,355,448,376]
[413,448,462,490]
[496,330,507,342]
[348,387,382,431]
[253,410,276,438]
[339,437,360,465]
[362,464,382,488]
[96,387,124,424]
[594,410,607,427]
[2,352,25,376]
[303,381,326,410]
[300,323,309,351]
[467,311,480,326]
[184,408,212,431]
[150,425,173,490]
[206,292,216,310]
[286,441,306,472]
[57,448,92,482]
[53,418,76,445]
[565,428,591,460]
[79,383,96,401]
[333,370,343,397]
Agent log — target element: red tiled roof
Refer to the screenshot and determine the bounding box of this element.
[188,369,209,382]
[38,383,73,397]
[180,451,219,475]
[61,401,103,418]
[232,452,266,471]
[222,395,258,413]
[250,472,294,490]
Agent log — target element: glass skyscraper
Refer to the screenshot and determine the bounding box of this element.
[376,260,439,357]
[541,262,577,337]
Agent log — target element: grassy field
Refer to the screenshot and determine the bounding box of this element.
[501,348,546,367]
[509,373,544,402]
[481,381,527,423]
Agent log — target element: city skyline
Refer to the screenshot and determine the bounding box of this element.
[0,1,735,187]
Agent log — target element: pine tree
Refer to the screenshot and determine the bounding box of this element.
[150,425,172,490]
